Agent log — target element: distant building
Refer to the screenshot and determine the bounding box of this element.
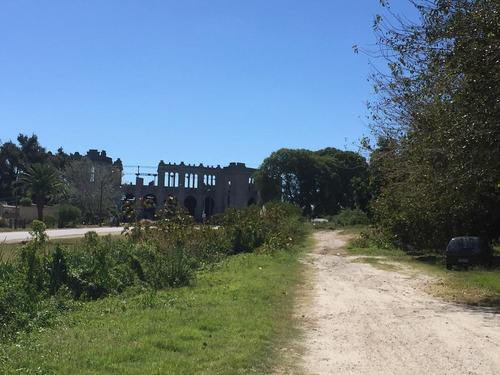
[73,149,123,171]
[122,160,258,221]
[77,150,259,221]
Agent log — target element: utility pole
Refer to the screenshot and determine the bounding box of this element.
[14,192,19,229]
[99,179,104,227]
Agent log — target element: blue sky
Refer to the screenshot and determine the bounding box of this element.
[0,1,418,182]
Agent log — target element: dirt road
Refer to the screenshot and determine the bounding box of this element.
[287,231,500,375]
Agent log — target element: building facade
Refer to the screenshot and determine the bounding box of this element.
[121,161,258,221]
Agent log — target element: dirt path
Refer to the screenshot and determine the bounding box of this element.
[286,230,500,375]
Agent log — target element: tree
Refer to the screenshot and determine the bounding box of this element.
[17,134,48,168]
[64,159,121,224]
[254,148,369,217]
[14,163,66,221]
[364,0,500,249]
[0,141,23,202]
[47,147,71,171]
[0,134,50,204]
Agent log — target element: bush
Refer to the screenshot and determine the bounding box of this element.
[58,204,82,228]
[19,197,32,207]
[44,215,58,228]
[209,203,305,254]
[0,264,39,340]
[329,208,370,227]
[0,218,8,228]
[66,232,138,299]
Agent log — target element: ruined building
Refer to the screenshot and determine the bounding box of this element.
[81,150,258,221]
[122,161,258,221]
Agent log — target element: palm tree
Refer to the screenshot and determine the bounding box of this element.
[14,163,66,221]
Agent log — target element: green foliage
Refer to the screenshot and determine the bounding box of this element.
[0,247,305,374]
[163,247,194,288]
[0,199,308,342]
[210,203,303,254]
[57,204,82,228]
[0,134,49,205]
[43,215,57,228]
[0,221,50,340]
[63,159,121,225]
[19,197,31,207]
[329,208,370,227]
[66,232,138,300]
[254,147,370,217]
[365,0,500,250]
[14,163,66,221]
[0,262,38,340]
[48,245,69,295]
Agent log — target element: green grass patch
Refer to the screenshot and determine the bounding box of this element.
[0,249,306,374]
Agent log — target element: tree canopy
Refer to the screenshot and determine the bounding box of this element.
[254,148,369,217]
[14,163,65,220]
[0,134,71,203]
[365,0,500,249]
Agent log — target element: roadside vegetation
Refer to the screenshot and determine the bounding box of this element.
[0,201,309,374]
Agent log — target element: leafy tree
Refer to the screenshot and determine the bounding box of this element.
[47,147,72,171]
[0,141,23,202]
[364,0,500,249]
[17,134,48,168]
[254,148,369,217]
[14,163,66,221]
[0,134,50,203]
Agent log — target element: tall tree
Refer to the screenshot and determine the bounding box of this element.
[14,163,66,221]
[47,147,71,171]
[17,134,48,168]
[0,134,50,203]
[64,159,121,224]
[0,141,23,202]
[364,0,500,249]
[254,148,369,217]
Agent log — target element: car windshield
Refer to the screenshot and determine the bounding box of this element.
[447,237,481,251]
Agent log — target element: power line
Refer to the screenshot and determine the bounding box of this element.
[123,165,157,169]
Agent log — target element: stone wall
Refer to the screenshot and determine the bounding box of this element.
[0,204,59,221]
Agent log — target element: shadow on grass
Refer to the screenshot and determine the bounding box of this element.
[414,254,500,271]
[414,255,442,265]
[451,299,500,314]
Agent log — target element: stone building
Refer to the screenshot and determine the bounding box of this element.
[121,161,258,221]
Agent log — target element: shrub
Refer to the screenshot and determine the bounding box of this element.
[19,197,32,207]
[329,208,370,227]
[0,264,39,340]
[47,245,69,295]
[0,218,8,228]
[65,232,139,299]
[164,247,194,288]
[44,215,58,228]
[209,203,304,254]
[58,204,82,228]
[131,242,195,290]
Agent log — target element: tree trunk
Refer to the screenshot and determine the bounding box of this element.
[36,200,44,221]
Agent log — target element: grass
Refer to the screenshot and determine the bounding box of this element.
[0,247,308,374]
[347,232,500,307]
